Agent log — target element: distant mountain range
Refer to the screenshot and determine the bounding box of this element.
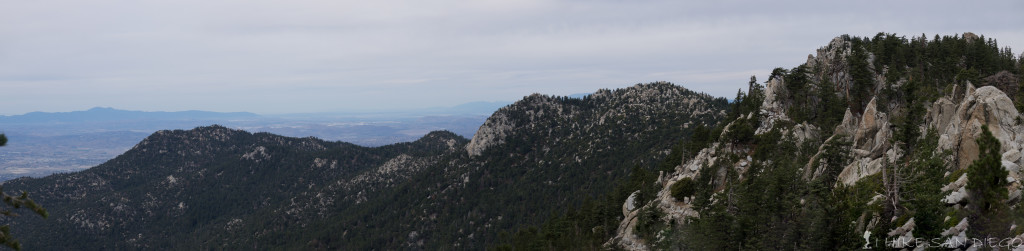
[0,107,261,124]
[12,32,1020,251]
[1,100,514,124]
[0,101,513,180]
[2,82,726,249]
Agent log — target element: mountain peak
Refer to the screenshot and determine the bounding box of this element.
[87,107,116,111]
[466,81,725,156]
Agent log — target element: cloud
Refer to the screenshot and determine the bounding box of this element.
[0,0,1022,114]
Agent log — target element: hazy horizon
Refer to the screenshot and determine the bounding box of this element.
[0,100,513,117]
[2,1,1022,115]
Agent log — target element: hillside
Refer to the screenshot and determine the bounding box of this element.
[584,33,1024,250]
[0,106,493,180]
[1,82,727,249]
[2,125,465,249]
[7,32,1017,250]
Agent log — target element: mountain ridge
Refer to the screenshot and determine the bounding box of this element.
[598,32,1024,250]
[6,32,1019,250]
[1,107,260,124]
[2,81,726,250]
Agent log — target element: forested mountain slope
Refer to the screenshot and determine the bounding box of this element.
[2,82,727,250]
[290,82,728,249]
[590,33,1024,250]
[2,126,466,249]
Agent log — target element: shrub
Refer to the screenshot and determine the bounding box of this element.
[671,178,696,201]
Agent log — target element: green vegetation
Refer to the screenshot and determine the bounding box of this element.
[903,129,948,240]
[634,206,666,244]
[494,163,664,250]
[967,125,1012,239]
[670,178,695,201]
[675,130,862,250]
[0,134,48,251]
[516,32,1023,250]
[683,124,713,160]
[5,32,1024,250]
[4,83,728,250]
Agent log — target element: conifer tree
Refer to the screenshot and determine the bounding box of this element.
[967,125,1011,240]
[0,133,48,251]
[848,39,874,114]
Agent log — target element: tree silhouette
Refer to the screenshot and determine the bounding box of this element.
[0,133,48,250]
[967,125,1011,240]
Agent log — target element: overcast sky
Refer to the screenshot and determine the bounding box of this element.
[1,1,1022,115]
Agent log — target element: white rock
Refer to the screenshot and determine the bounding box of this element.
[466,113,513,156]
[941,217,968,237]
[943,186,968,204]
[1005,160,1021,173]
[936,86,1023,170]
[930,97,957,131]
[942,174,968,192]
[941,231,969,248]
[887,217,915,237]
[1007,149,1024,163]
[1010,189,1022,202]
[622,191,639,217]
[837,157,885,186]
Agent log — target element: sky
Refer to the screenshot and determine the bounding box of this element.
[1,1,1022,115]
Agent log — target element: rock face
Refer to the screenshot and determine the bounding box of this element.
[467,82,726,159]
[932,85,1024,170]
[836,97,896,186]
[832,85,1024,186]
[623,191,639,217]
[466,112,512,156]
[984,70,1019,98]
[805,37,855,96]
[606,34,1024,250]
[608,190,649,251]
[887,218,917,249]
[756,77,790,135]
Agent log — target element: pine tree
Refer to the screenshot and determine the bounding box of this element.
[967,125,1011,240]
[0,133,48,251]
[848,39,874,114]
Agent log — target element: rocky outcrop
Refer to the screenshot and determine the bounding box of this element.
[349,154,431,186]
[835,85,1024,186]
[606,190,650,251]
[622,191,639,217]
[241,146,270,161]
[466,82,724,157]
[932,85,1024,170]
[756,77,790,135]
[606,207,649,251]
[605,34,1024,250]
[940,218,970,248]
[887,218,917,249]
[465,112,512,156]
[929,97,957,134]
[791,122,821,145]
[605,139,721,250]
[852,98,892,158]
[805,37,854,96]
[836,97,897,186]
[942,174,969,204]
[984,70,1019,99]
